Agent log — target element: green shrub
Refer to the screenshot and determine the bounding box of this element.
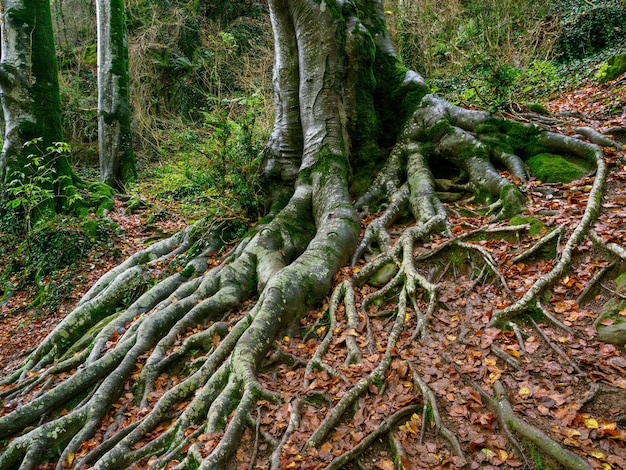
[556,4,626,60]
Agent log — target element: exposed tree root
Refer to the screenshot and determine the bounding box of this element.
[1,55,622,470]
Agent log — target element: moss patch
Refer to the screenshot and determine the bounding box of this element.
[526,153,586,183]
[605,54,626,82]
[509,216,545,236]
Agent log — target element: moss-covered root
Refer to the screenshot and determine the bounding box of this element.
[489,139,606,327]
[453,360,592,470]
[491,381,594,470]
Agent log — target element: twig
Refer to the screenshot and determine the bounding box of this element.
[457,241,513,298]
[446,358,529,467]
[247,407,262,470]
[577,262,615,304]
[529,317,583,375]
[490,344,521,370]
[600,282,626,299]
[409,363,465,458]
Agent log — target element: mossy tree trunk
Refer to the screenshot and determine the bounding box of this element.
[0,1,615,469]
[97,0,137,191]
[0,0,75,214]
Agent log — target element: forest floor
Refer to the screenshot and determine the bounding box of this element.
[1,76,626,469]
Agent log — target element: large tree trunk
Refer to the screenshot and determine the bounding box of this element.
[0,0,74,214]
[0,1,619,469]
[97,0,137,191]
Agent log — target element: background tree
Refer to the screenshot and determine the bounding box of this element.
[0,0,624,469]
[0,0,74,214]
[97,0,137,190]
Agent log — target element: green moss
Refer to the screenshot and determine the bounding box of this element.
[509,216,545,236]
[528,103,551,115]
[599,54,626,83]
[499,184,525,218]
[83,44,97,67]
[526,153,586,183]
[615,273,626,294]
[475,118,543,156]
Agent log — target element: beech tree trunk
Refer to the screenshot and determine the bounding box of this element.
[0,1,616,469]
[0,0,73,212]
[97,0,137,191]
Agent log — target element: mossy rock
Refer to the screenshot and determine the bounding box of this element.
[596,297,626,347]
[509,216,545,236]
[600,54,626,83]
[526,153,586,183]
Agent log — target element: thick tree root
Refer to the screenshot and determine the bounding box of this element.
[1,85,619,469]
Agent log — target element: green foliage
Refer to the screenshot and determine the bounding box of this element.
[0,215,120,310]
[595,53,626,82]
[2,139,75,232]
[134,95,266,239]
[385,0,625,110]
[525,153,587,183]
[555,3,626,61]
[459,55,521,112]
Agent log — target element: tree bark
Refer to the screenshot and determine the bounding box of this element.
[0,0,73,211]
[97,0,137,191]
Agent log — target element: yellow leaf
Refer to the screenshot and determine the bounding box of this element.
[496,449,508,460]
[590,450,605,459]
[378,459,394,470]
[320,442,333,452]
[283,336,290,342]
[584,417,599,430]
[67,452,75,466]
[563,428,581,438]
[404,421,418,436]
[507,348,521,358]
[600,421,617,431]
[518,387,532,399]
[619,309,626,316]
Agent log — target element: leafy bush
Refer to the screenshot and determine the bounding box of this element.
[556,4,626,60]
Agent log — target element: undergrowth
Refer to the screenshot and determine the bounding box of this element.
[0,215,121,312]
[384,0,626,111]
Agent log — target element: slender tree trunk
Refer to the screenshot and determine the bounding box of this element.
[97,0,136,191]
